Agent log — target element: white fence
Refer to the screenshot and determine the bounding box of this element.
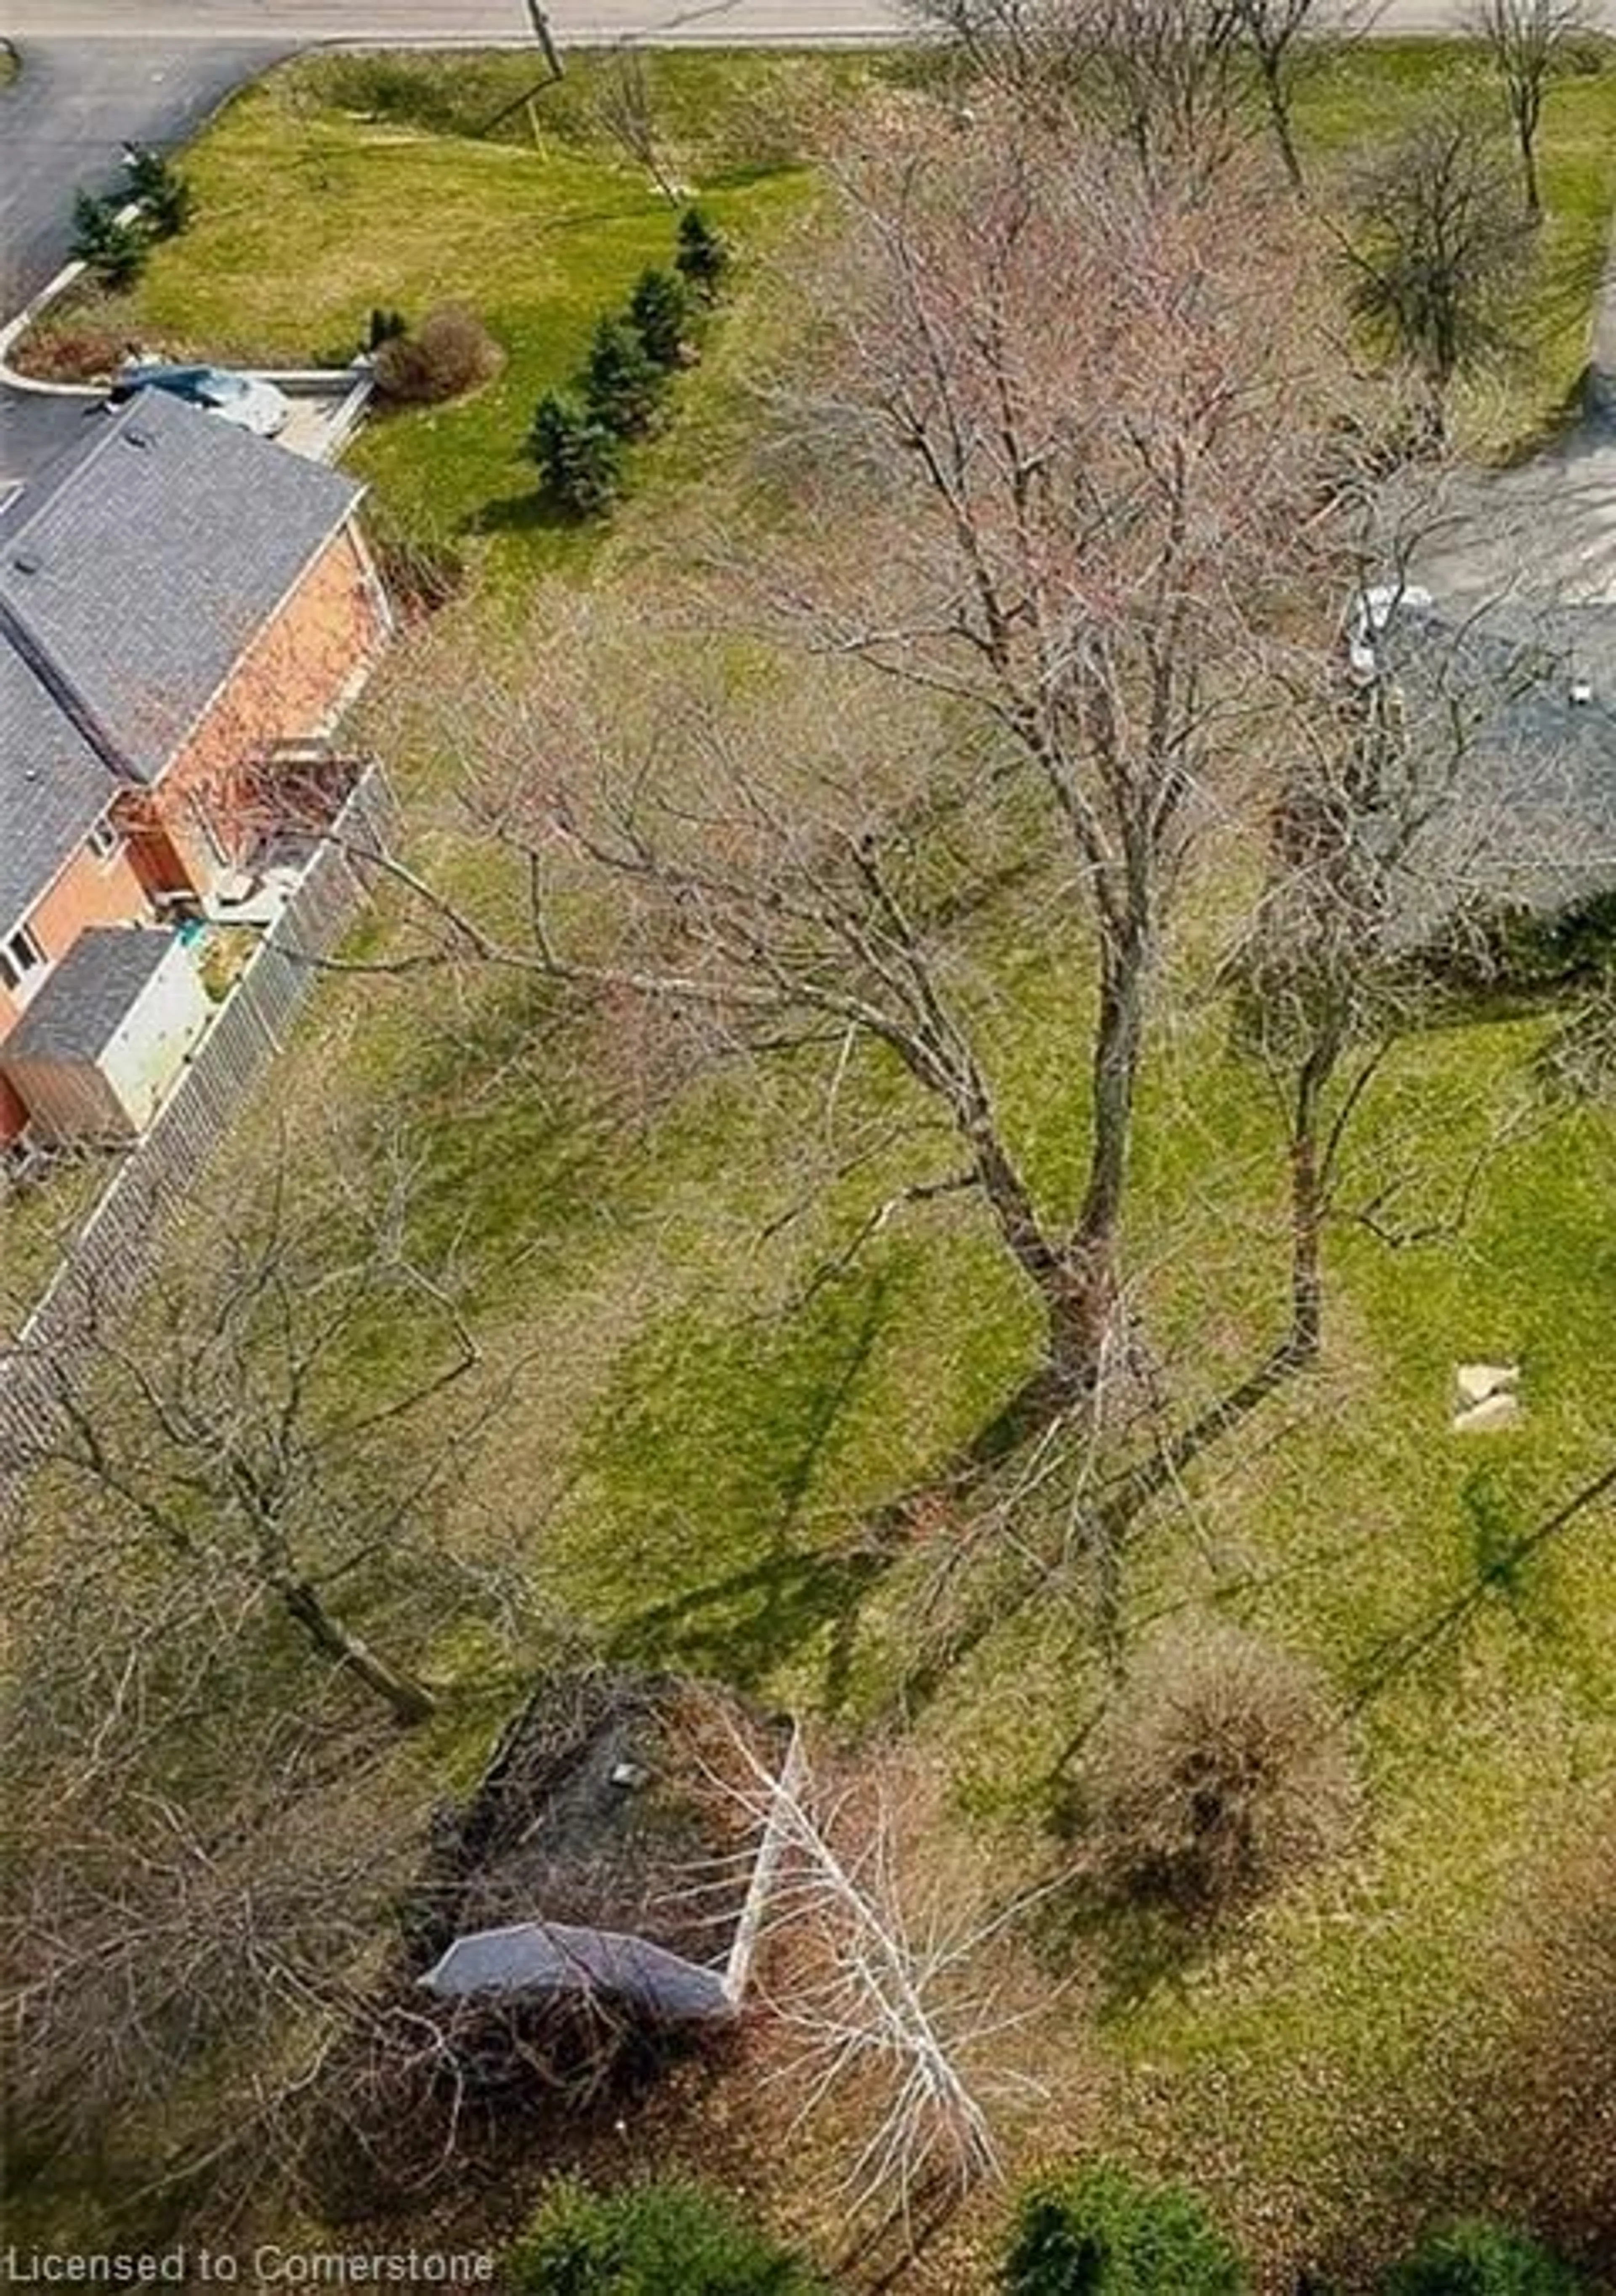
[0,765,392,1496]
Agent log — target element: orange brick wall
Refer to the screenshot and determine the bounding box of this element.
[1,521,387,1147]
[155,523,387,890]
[0,841,152,1042]
[0,840,153,1140]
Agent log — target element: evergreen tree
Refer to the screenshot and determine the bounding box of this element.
[630,266,688,369]
[528,391,622,519]
[70,190,148,291]
[676,205,731,301]
[1002,2161,1247,2296]
[505,2177,826,2294]
[1384,2220,1584,2296]
[582,312,666,438]
[123,144,194,238]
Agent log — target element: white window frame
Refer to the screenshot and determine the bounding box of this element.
[0,922,47,1001]
[86,811,124,866]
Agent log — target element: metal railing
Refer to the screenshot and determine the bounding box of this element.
[0,764,393,1493]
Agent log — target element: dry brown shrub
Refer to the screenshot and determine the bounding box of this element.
[13,322,128,383]
[373,303,504,405]
[1081,1620,1358,1921]
[1481,1796,1616,2261]
[364,508,468,620]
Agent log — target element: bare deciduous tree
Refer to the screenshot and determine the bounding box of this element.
[8,1151,496,1727]
[1243,500,1593,1361]
[720,1735,1047,2230]
[904,0,1065,94]
[370,131,1356,1432]
[1073,0,1251,189]
[1344,103,1539,447]
[909,0,1256,184]
[1225,0,1346,193]
[590,44,680,205]
[753,135,1354,1390]
[1470,0,1596,215]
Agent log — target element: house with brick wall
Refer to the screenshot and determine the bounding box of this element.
[0,393,391,1149]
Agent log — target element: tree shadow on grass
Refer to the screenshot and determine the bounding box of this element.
[1023,1772,1239,2020]
[396,989,623,1274]
[466,488,589,539]
[700,158,803,192]
[596,1266,915,1702]
[610,1541,894,1709]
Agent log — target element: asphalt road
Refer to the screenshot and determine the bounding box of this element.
[3,0,898,40]
[8,0,1614,36]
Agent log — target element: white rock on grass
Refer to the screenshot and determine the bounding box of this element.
[1455,1362,1520,1406]
[1452,1391,1524,1433]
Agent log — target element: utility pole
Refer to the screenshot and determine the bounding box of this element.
[524,0,564,82]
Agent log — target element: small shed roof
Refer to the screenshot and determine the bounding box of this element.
[4,928,178,1064]
[420,1920,734,2022]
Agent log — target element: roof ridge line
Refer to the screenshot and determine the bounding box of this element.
[0,593,137,785]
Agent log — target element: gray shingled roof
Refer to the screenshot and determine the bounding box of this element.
[1376,613,1616,945]
[0,640,120,933]
[3,928,178,1064]
[0,393,364,936]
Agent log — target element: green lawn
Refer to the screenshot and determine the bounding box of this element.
[1292,40,1616,451]
[8,38,1616,2285]
[152,801,1612,2283]
[44,50,885,591]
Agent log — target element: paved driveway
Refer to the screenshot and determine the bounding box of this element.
[1414,415,1616,683]
[0,37,292,311]
[0,34,294,484]
[0,387,104,488]
[1414,226,1616,682]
